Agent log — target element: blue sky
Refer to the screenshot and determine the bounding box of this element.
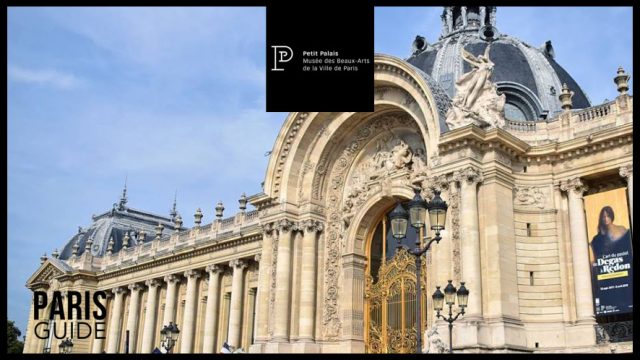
[7,7,633,335]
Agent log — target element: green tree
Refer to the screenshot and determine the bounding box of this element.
[7,319,24,354]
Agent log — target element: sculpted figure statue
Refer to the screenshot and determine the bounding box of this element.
[458,45,493,109]
[445,45,506,130]
[390,140,413,169]
[410,148,429,185]
[424,327,448,354]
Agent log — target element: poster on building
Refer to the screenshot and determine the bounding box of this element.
[584,187,633,316]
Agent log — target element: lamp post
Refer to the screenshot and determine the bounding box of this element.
[160,322,180,353]
[432,280,469,353]
[389,187,448,354]
[58,338,74,354]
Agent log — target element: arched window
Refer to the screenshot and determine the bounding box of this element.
[496,81,545,121]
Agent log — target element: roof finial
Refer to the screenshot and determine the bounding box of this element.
[170,190,178,221]
[118,175,128,210]
[40,253,48,264]
[614,66,630,95]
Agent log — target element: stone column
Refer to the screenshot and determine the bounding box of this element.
[202,264,223,353]
[561,178,595,323]
[106,287,127,353]
[480,6,486,27]
[254,223,274,343]
[273,219,294,342]
[227,259,248,348]
[92,292,113,353]
[140,279,162,353]
[456,167,483,318]
[125,283,144,353]
[162,274,181,328]
[180,269,202,353]
[620,164,633,228]
[299,220,323,341]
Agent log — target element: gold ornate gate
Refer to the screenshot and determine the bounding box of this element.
[365,245,427,353]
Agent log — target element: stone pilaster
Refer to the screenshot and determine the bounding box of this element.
[125,283,145,353]
[202,264,223,353]
[140,279,162,353]
[180,269,202,353]
[227,259,249,348]
[340,253,367,352]
[106,287,127,353]
[455,167,483,319]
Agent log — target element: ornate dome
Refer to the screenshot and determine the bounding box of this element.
[58,195,180,259]
[407,6,591,121]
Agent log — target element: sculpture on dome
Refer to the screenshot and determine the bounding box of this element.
[445,45,506,130]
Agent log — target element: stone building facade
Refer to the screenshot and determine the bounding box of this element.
[24,6,632,354]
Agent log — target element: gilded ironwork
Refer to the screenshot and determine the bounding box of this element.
[365,247,427,353]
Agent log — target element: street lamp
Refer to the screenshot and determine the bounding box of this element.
[160,322,180,353]
[58,338,73,354]
[432,280,469,353]
[389,187,448,353]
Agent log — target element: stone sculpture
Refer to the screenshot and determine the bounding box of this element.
[445,45,506,130]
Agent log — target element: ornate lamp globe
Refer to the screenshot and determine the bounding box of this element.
[161,322,180,352]
[432,286,445,312]
[444,280,457,306]
[389,202,409,241]
[408,187,427,229]
[457,282,469,308]
[427,190,448,232]
[59,338,73,354]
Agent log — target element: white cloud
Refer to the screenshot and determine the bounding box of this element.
[8,65,84,89]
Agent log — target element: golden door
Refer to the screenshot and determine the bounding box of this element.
[365,217,427,354]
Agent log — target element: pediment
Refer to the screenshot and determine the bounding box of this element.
[26,261,68,288]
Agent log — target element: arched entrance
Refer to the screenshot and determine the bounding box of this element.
[364,203,428,353]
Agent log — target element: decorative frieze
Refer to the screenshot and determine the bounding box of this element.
[514,186,547,210]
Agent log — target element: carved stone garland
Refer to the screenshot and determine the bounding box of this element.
[267,222,279,337]
[449,179,461,282]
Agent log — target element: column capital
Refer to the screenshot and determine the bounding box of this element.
[428,174,450,191]
[619,164,633,180]
[302,219,324,233]
[128,283,145,292]
[560,177,589,196]
[164,273,182,284]
[254,254,262,263]
[111,286,127,295]
[229,258,249,270]
[145,278,163,288]
[275,219,294,233]
[453,166,483,185]
[206,264,224,274]
[184,269,202,279]
[261,222,275,235]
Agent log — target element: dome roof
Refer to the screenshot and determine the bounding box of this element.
[58,202,180,260]
[407,6,591,121]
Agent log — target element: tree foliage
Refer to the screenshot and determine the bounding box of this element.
[7,319,24,354]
